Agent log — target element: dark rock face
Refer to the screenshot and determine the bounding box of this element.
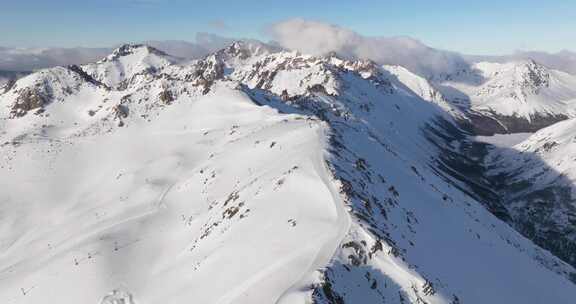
[459,112,507,135]
[10,88,49,118]
[520,60,551,94]
[460,110,569,135]
[476,153,576,278]
[424,116,576,278]
[308,84,331,95]
[186,57,224,94]
[507,185,576,271]
[6,66,106,119]
[112,104,129,119]
[423,118,513,222]
[158,90,174,104]
[219,42,251,60]
[67,65,107,88]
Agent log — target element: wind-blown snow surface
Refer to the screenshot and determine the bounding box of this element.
[0,87,349,303]
[1,43,576,304]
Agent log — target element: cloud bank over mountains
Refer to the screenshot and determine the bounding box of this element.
[0,46,110,72]
[470,50,576,75]
[0,33,234,72]
[1,19,575,76]
[266,18,469,77]
[266,19,576,76]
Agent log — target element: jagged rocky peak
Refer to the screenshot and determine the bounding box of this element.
[339,58,379,75]
[515,59,551,92]
[233,51,347,97]
[218,41,254,60]
[432,57,576,135]
[185,55,225,92]
[231,49,401,100]
[314,52,383,78]
[474,59,551,94]
[217,40,279,61]
[439,59,551,91]
[83,43,176,89]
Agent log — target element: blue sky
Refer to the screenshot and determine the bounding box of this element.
[0,0,574,55]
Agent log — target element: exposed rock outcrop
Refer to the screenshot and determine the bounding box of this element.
[10,87,49,118]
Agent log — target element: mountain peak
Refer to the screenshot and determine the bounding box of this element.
[82,44,175,89]
[216,40,280,61]
[516,59,550,90]
[103,44,171,62]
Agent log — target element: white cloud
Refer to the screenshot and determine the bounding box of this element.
[266,18,471,77]
[2,20,575,77]
[0,47,111,71]
[472,50,576,75]
[266,19,362,56]
[0,33,235,72]
[265,19,576,76]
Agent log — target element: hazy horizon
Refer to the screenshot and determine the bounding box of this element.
[2,0,575,55]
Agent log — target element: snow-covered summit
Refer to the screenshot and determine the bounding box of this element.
[82,44,177,89]
[102,44,173,62]
[471,60,551,97]
[436,59,576,134]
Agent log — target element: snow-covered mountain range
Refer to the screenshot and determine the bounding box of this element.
[2,42,576,304]
[435,60,576,135]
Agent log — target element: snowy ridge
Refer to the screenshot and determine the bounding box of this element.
[1,43,576,303]
[244,60,576,303]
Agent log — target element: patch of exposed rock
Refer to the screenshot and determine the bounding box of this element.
[10,87,49,118]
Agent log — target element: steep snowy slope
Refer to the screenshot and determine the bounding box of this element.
[483,118,576,268]
[232,50,576,303]
[1,43,576,304]
[0,85,351,304]
[436,60,576,135]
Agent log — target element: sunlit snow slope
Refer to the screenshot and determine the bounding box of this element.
[0,86,349,304]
